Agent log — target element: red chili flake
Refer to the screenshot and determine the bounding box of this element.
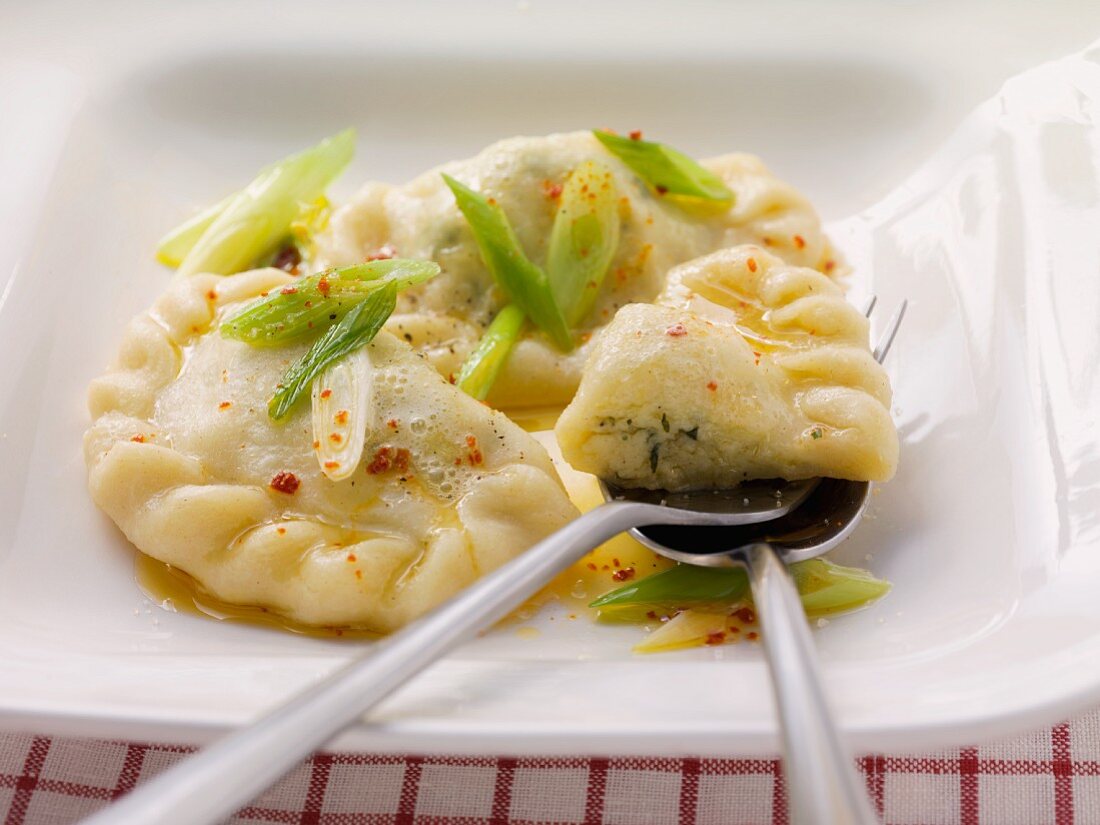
[747,257,758,273]
[273,245,302,272]
[733,606,756,624]
[276,527,286,535]
[320,389,332,399]
[645,610,658,620]
[367,448,393,474]
[329,433,343,444]
[447,373,457,385]
[793,234,806,249]
[655,185,669,195]
[543,180,563,200]
[465,435,484,466]
[280,286,298,295]
[346,553,357,563]
[706,381,718,391]
[334,410,349,425]
[324,461,340,470]
[612,558,621,568]
[218,401,232,410]
[130,434,145,443]
[705,631,727,645]
[312,440,320,450]
[387,418,399,429]
[753,351,761,366]
[611,567,635,582]
[586,562,598,571]
[665,323,688,337]
[206,289,218,301]
[366,244,396,261]
[317,278,331,298]
[392,449,410,472]
[487,196,498,206]
[579,332,592,344]
[629,130,643,141]
[269,472,300,494]
[355,569,363,580]
[366,446,412,475]
[746,631,759,641]
[824,260,836,273]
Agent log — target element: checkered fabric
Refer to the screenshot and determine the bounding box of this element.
[3,711,1099,824]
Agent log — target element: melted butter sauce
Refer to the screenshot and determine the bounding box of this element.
[134,406,665,639]
[135,555,381,641]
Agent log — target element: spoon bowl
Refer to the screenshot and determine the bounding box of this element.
[608,476,869,564]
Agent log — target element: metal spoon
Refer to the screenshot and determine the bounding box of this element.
[606,476,880,824]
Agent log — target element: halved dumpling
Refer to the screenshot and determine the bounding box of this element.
[555,246,898,490]
[315,131,837,407]
[85,269,578,632]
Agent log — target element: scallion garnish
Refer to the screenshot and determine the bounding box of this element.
[269,281,397,420]
[311,347,374,481]
[547,160,621,325]
[456,304,526,401]
[590,564,749,611]
[592,130,733,206]
[178,129,355,277]
[155,193,235,268]
[442,174,573,352]
[221,259,439,346]
[591,558,888,617]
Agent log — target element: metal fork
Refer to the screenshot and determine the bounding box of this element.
[83,298,906,825]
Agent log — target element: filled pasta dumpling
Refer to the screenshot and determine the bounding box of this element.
[555,246,898,491]
[316,131,836,407]
[85,268,578,632]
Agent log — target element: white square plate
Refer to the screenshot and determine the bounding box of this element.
[2,2,1100,755]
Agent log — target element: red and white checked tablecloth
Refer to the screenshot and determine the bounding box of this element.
[3,710,1100,825]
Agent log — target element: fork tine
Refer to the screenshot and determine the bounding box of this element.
[862,294,878,318]
[873,299,908,364]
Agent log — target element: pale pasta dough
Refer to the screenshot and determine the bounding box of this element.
[85,269,578,632]
[555,246,898,490]
[315,131,837,407]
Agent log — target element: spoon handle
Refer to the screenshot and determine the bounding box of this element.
[83,501,648,825]
[741,542,879,825]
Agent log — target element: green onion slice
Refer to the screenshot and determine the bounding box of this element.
[269,281,397,420]
[155,193,236,268]
[442,174,573,352]
[178,129,355,277]
[591,565,748,612]
[456,303,526,401]
[591,558,888,618]
[592,130,733,206]
[221,259,439,346]
[790,559,891,616]
[547,160,621,325]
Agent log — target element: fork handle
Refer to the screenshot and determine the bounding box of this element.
[82,501,650,825]
[741,543,879,825]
